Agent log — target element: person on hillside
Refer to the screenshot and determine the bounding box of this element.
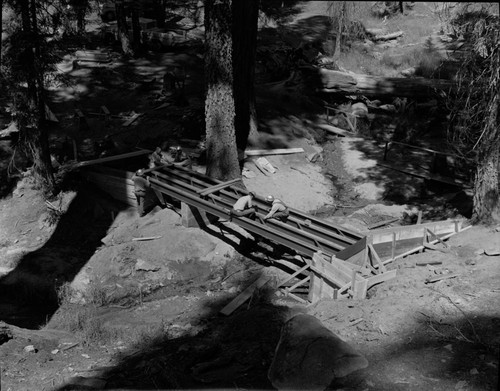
[132,169,151,217]
[263,195,289,222]
[230,192,257,221]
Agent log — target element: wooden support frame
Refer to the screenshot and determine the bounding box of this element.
[197,178,242,197]
[324,105,357,133]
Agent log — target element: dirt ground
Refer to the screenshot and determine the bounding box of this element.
[1,2,500,391]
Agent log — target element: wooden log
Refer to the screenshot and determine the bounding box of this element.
[373,31,403,41]
[244,148,304,156]
[316,123,349,136]
[308,68,459,98]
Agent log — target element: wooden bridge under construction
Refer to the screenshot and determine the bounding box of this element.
[76,151,468,308]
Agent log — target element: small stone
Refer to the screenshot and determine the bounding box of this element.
[469,368,479,375]
[443,344,453,352]
[24,345,37,353]
[36,236,42,241]
[51,349,59,354]
[82,354,90,359]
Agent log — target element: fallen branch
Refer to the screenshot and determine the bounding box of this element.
[425,273,458,284]
[132,236,162,241]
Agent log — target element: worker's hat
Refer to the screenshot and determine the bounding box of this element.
[249,191,256,198]
[266,195,274,202]
[136,169,144,176]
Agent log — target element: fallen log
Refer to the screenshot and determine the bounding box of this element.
[373,31,403,41]
[304,67,459,98]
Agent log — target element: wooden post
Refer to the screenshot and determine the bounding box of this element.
[384,141,390,161]
[101,105,111,126]
[416,210,422,225]
[391,231,396,260]
[75,109,89,132]
[72,139,78,161]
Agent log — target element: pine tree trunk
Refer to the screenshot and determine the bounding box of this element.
[232,0,259,152]
[155,0,166,28]
[204,0,240,181]
[0,0,3,70]
[115,0,133,56]
[131,1,142,54]
[472,92,500,223]
[473,148,500,223]
[19,0,55,192]
[333,2,344,59]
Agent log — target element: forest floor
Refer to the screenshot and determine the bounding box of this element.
[1,2,499,391]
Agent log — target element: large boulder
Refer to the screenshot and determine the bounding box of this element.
[268,314,368,390]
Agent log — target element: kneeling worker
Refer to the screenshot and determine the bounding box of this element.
[230,191,257,220]
[263,195,289,222]
[132,169,151,217]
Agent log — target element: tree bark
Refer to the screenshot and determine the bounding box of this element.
[472,91,500,223]
[115,0,133,56]
[333,1,345,59]
[204,0,240,181]
[155,0,166,28]
[19,0,55,192]
[131,0,142,54]
[0,0,3,70]
[232,0,259,152]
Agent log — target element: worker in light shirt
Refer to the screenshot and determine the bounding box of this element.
[230,191,257,220]
[263,195,289,222]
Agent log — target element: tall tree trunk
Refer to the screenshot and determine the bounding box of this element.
[204,0,240,181]
[0,0,3,70]
[131,0,141,55]
[232,0,259,152]
[333,2,345,59]
[115,0,133,55]
[20,0,55,192]
[472,92,500,223]
[155,0,166,28]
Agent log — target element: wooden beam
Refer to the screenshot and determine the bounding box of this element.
[68,150,151,169]
[426,228,449,247]
[244,148,304,156]
[368,244,386,273]
[277,264,310,288]
[368,220,465,244]
[367,218,399,230]
[380,225,471,265]
[122,113,142,127]
[367,269,397,288]
[220,276,271,316]
[197,178,242,196]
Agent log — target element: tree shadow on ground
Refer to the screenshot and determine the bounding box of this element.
[54,272,295,390]
[0,178,130,329]
[49,281,499,390]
